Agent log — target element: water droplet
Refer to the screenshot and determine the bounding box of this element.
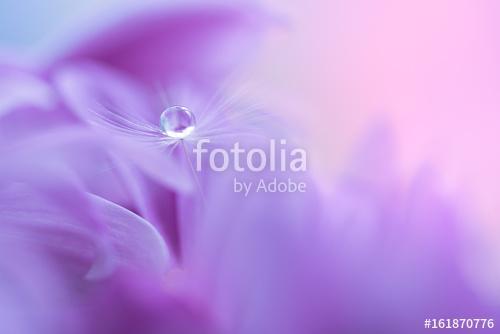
[160,106,196,139]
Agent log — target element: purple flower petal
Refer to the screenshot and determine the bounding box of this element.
[0,183,170,279]
[0,63,73,143]
[0,131,170,279]
[45,4,268,88]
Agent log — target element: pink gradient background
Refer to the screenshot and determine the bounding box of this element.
[251,0,500,221]
[248,0,500,298]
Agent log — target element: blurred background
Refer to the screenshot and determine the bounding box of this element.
[2,0,500,303]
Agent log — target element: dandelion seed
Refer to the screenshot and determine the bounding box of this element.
[87,80,270,208]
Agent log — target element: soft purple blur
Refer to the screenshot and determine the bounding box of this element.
[1,1,499,333]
